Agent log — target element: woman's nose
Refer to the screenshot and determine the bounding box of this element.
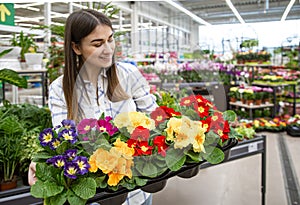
[102,42,113,53]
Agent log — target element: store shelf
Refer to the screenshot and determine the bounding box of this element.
[229,101,274,120]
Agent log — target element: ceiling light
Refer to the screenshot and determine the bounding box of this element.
[164,0,211,26]
[281,0,296,21]
[225,0,246,24]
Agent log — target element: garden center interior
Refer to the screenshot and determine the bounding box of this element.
[0,1,300,205]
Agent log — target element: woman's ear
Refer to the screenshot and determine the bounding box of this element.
[72,42,82,55]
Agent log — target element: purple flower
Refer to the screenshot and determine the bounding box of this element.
[39,128,54,146]
[49,138,61,150]
[65,149,77,160]
[64,162,79,179]
[97,118,119,136]
[73,156,90,175]
[58,129,78,144]
[77,118,97,134]
[47,155,66,168]
[61,119,76,130]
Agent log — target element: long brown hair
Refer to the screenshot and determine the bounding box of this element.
[63,9,129,122]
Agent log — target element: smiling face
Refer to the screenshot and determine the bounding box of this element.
[72,24,115,70]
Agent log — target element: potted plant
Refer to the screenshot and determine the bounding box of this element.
[10,31,38,69]
[228,87,239,102]
[0,113,25,191]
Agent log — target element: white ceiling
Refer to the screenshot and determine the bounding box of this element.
[1,1,300,37]
[179,0,300,25]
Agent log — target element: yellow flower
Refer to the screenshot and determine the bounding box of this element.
[165,117,182,141]
[230,87,238,92]
[192,121,206,153]
[165,116,206,151]
[114,112,155,133]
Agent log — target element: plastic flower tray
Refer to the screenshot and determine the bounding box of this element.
[86,138,238,203]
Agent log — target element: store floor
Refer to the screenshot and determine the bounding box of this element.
[152,132,300,205]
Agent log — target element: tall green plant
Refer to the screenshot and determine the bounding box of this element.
[0,115,25,182]
[10,31,38,61]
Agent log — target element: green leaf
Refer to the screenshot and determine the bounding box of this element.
[71,177,96,199]
[165,148,186,171]
[67,189,87,205]
[95,175,107,188]
[135,160,158,178]
[32,151,53,162]
[0,48,13,58]
[152,157,167,168]
[44,181,64,197]
[204,131,219,145]
[30,180,47,198]
[205,147,224,164]
[222,110,237,122]
[36,163,61,183]
[186,150,202,162]
[46,191,67,205]
[56,140,69,154]
[30,180,64,198]
[134,177,148,187]
[143,163,158,178]
[0,68,27,88]
[121,179,136,190]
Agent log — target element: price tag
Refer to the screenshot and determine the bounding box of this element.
[248,142,258,152]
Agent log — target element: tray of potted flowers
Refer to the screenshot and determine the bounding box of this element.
[30,94,239,205]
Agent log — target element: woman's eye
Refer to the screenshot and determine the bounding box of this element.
[108,37,114,42]
[94,43,103,47]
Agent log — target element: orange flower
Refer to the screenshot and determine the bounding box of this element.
[88,138,134,186]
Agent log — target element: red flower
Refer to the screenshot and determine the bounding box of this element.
[160,106,181,117]
[195,95,207,104]
[223,121,230,134]
[153,135,168,157]
[128,139,153,156]
[131,126,150,141]
[193,103,210,118]
[201,119,211,133]
[217,129,229,141]
[180,95,197,106]
[150,107,169,126]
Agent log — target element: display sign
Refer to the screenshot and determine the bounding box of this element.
[0,3,14,26]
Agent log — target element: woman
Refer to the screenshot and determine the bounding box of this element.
[29,9,157,205]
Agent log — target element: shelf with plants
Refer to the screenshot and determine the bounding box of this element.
[251,82,297,116]
[228,86,275,120]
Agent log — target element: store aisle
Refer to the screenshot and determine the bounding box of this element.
[152,132,300,205]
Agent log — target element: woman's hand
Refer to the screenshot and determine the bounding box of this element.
[28,162,37,186]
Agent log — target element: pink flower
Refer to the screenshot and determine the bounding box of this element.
[77,119,97,134]
[97,118,118,136]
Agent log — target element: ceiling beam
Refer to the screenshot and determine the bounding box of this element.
[225,0,246,24]
[281,0,296,21]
